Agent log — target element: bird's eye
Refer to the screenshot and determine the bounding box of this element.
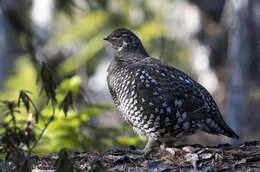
[113,32,121,38]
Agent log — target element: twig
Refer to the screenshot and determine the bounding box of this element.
[19,102,56,171]
[30,99,46,124]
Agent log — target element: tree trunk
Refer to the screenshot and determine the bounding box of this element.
[225,0,249,142]
[0,2,21,89]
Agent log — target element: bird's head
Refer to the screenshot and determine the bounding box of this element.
[104,28,149,56]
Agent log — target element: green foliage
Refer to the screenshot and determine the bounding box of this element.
[139,21,165,44]
[20,75,114,154]
[101,135,146,149]
[55,11,108,45]
[58,32,106,75]
[0,62,77,170]
[34,103,115,153]
[0,98,35,171]
[0,57,38,102]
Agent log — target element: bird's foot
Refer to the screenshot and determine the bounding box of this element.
[127,146,153,157]
[107,139,159,158]
[106,145,152,159]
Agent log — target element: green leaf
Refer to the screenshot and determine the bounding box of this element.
[59,90,74,117]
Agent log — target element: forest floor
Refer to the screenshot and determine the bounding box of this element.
[23,140,260,171]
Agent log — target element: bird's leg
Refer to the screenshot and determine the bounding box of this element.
[143,138,160,154]
[126,138,159,156]
[107,138,160,156]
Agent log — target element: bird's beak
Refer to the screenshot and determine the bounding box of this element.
[103,36,108,41]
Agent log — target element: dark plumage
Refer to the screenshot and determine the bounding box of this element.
[104,28,239,154]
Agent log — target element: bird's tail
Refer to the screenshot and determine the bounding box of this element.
[215,118,239,139]
[210,113,239,139]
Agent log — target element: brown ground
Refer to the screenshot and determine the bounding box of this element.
[26,140,260,171]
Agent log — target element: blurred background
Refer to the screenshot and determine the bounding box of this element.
[0,0,259,154]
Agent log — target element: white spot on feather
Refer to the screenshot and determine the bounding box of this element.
[162,102,168,107]
[175,99,183,107]
[170,74,175,78]
[118,41,128,52]
[166,107,171,113]
[161,72,166,77]
[165,117,170,123]
[179,76,184,80]
[153,91,159,96]
[183,122,190,129]
[182,112,187,120]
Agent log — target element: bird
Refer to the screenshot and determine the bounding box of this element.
[104,28,239,154]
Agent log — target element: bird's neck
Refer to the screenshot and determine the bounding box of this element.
[116,45,149,61]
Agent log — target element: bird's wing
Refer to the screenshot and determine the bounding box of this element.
[133,57,207,117]
[131,57,239,138]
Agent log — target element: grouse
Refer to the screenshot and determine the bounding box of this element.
[104,28,239,154]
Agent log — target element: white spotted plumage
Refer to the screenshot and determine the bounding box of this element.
[106,28,239,153]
